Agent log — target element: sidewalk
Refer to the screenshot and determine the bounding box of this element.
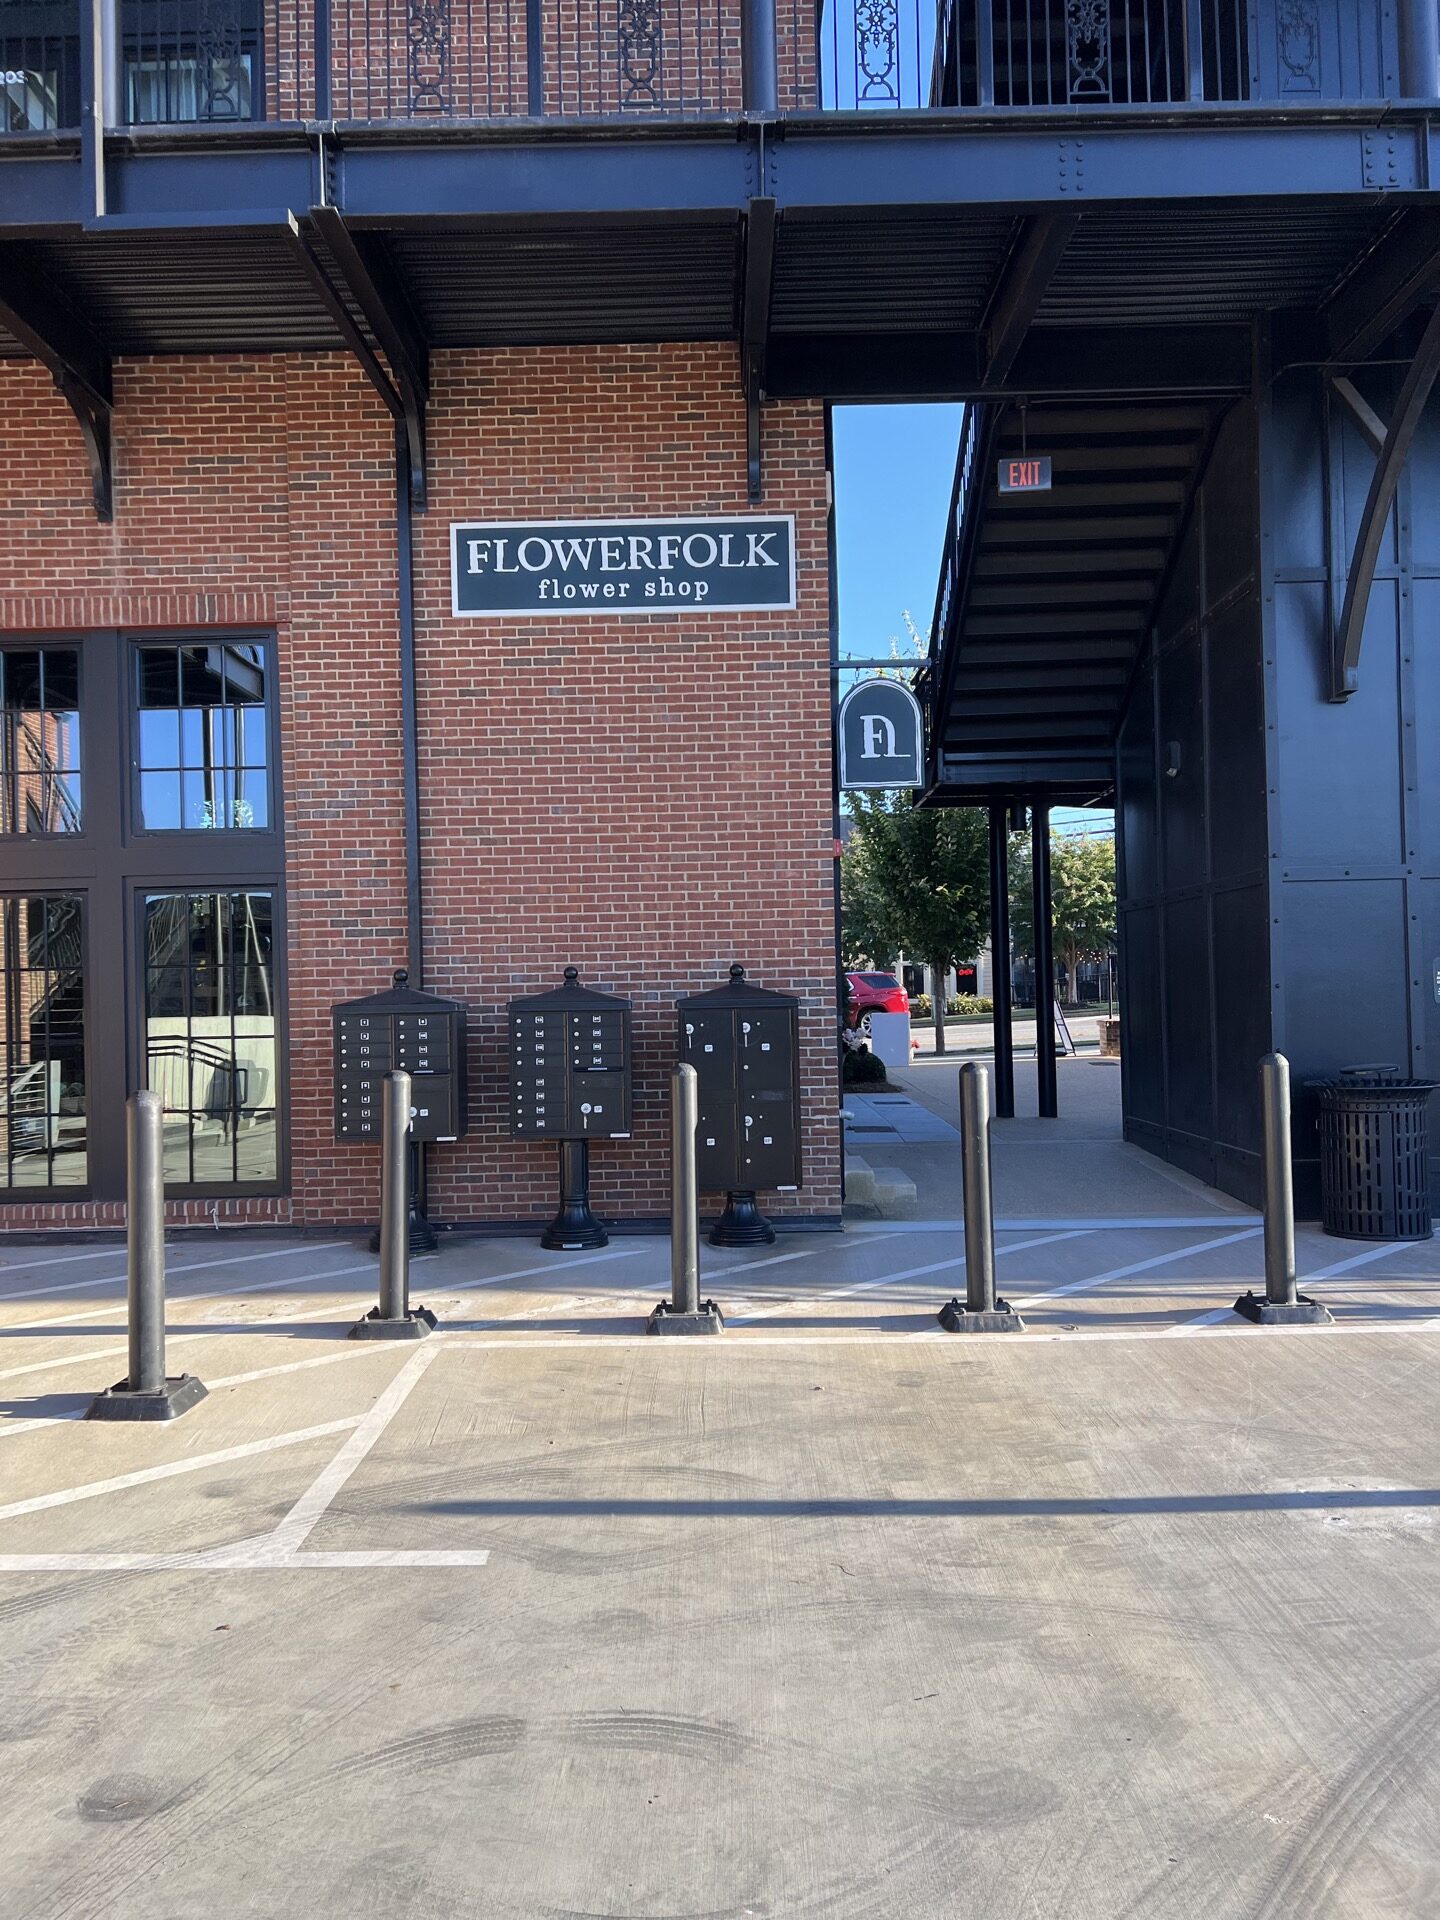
[851,1045,1242,1225]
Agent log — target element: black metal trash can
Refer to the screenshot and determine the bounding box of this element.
[1314,1066,1437,1241]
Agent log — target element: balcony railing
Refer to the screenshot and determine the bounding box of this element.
[0,0,1427,133]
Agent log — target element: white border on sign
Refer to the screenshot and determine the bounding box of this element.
[450,513,799,618]
[837,677,925,789]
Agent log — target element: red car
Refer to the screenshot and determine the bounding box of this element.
[845,970,910,1032]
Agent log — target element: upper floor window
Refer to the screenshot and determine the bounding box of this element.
[0,646,81,836]
[136,640,270,831]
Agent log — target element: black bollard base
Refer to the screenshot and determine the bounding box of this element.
[708,1191,776,1247]
[647,1300,725,1335]
[1232,1291,1333,1326]
[937,1297,1025,1334]
[87,1374,208,1421]
[349,1305,437,1340]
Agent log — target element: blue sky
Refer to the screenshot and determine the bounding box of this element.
[831,403,1113,838]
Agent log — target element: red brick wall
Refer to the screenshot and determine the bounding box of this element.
[0,345,839,1231]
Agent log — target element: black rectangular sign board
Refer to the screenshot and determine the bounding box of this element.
[996,456,1053,494]
[452,516,796,616]
[333,980,467,1143]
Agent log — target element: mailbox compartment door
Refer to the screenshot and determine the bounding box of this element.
[737,1010,794,1091]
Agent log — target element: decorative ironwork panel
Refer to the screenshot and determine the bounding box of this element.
[409,0,452,113]
[196,0,247,119]
[618,0,663,105]
[1067,0,1113,101]
[854,0,899,103]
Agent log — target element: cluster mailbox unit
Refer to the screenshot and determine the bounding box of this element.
[507,968,633,1248]
[679,965,802,1245]
[332,972,468,1144]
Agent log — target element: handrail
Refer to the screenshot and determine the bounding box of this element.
[0,0,1424,136]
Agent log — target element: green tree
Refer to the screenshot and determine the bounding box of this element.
[1010,833,1116,1002]
[839,840,896,971]
[844,790,989,1054]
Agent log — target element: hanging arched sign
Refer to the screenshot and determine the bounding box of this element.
[838,678,925,790]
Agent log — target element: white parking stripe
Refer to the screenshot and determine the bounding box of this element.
[730,1230,1094,1322]
[1008,1228,1263,1310]
[0,1239,354,1304]
[0,1418,362,1527]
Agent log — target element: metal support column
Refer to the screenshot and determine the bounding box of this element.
[1234,1055,1332,1325]
[741,0,778,111]
[988,801,1014,1119]
[88,1092,208,1419]
[938,1064,1023,1332]
[649,1064,724,1333]
[1398,0,1440,97]
[1031,803,1058,1118]
[352,1071,436,1337]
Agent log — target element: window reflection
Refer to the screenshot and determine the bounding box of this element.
[0,894,87,1189]
[136,642,269,830]
[144,890,277,1186]
[0,648,82,835]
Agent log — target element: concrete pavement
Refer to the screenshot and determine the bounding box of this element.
[2,1121,1439,1914]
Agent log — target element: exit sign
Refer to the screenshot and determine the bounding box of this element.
[997,456,1053,494]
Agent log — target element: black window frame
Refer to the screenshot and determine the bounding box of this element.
[0,640,85,841]
[0,627,288,1204]
[129,636,279,840]
[0,888,91,1196]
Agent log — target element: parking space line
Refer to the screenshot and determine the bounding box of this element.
[1008,1228,1263,1311]
[0,1239,354,1305]
[0,1547,491,1573]
[0,1417,363,1527]
[1167,1237,1431,1329]
[259,1342,441,1561]
[853,1216,1259,1233]
[730,1230,1095,1322]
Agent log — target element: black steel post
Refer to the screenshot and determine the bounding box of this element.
[1031,802,1058,1119]
[352,1071,436,1338]
[649,1064,723,1332]
[938,1065,1023,1333]
[542,1140,608,1249]
[988,801,1015,1118]
[313,0,332,117]
[1234,1054,1332,1326]
[525,0,544,114]
[88,1091,208,1420]
[1399,0,1440,97]
[741,0,779,111]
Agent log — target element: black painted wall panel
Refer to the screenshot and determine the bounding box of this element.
[1207,595,1268,881]
[1116,400,1268,1199]
[1274,578,1405,869]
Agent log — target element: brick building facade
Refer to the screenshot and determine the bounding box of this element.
[0,342,841,1232]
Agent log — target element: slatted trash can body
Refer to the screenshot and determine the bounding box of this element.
[1315,1068,1437,1241]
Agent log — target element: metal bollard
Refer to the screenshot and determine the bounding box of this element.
[1234,1053,1332,1325]
[648,1064,723,1334]
[87,1091,208,1420]
[351,1071,436,1339]
[938,1063,1024,1333]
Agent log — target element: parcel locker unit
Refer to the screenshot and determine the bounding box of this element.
[678,965,802,1192]
[332,974,468,1143]
[507,968,633,1140]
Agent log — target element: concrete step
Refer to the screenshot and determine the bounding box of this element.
[843,1151,917,1217]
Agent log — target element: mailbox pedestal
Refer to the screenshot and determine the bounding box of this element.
[679,965,802,1246]
[332,971,468,1251]
[508,968,634,1249]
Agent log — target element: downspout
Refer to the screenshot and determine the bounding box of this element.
[395,424,429,1228]
[396,424,424,986]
